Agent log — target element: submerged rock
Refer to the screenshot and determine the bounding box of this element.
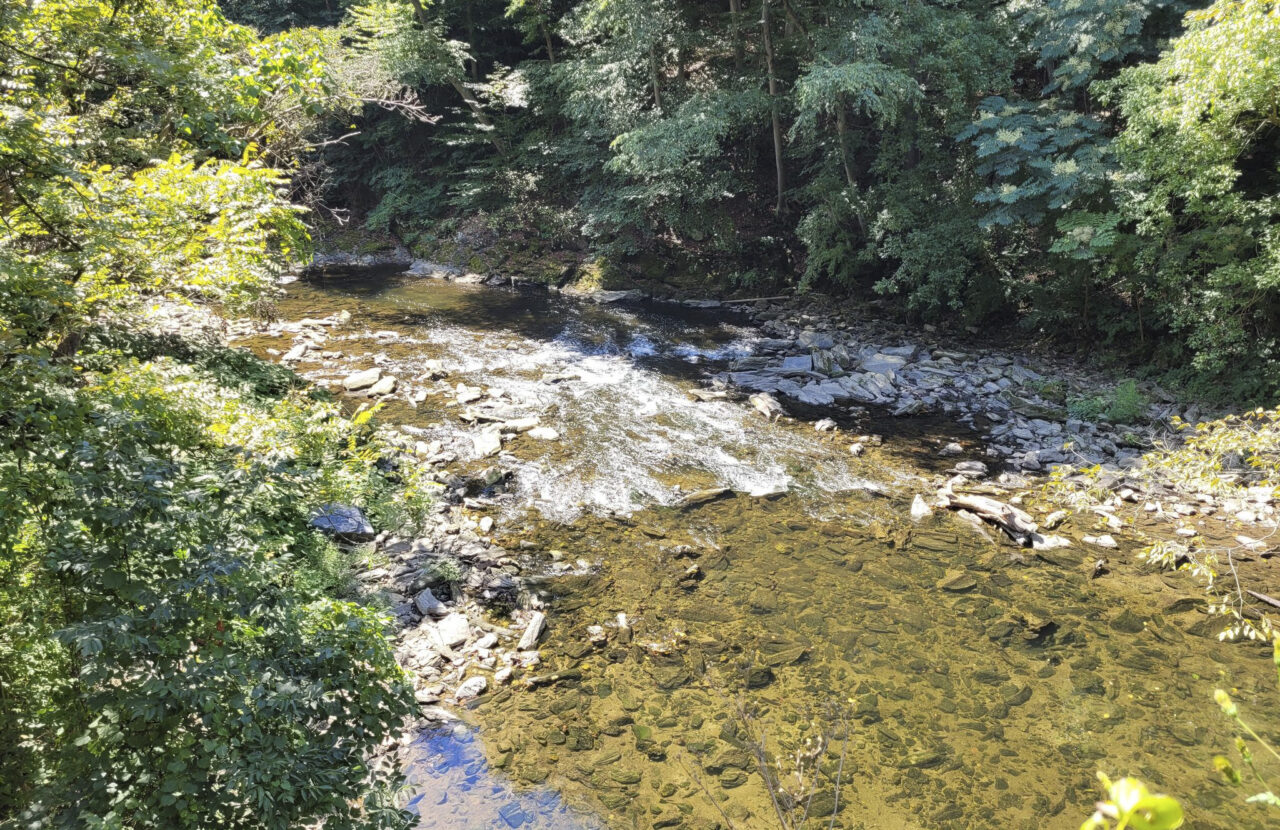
[678,487,732,508]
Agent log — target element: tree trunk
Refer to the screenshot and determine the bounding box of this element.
[542,22,556,66]
[761,0,785,214]
[650,44,662,111]
[835,101,866,236]
[729,0,744,72]
[406,0,507,153]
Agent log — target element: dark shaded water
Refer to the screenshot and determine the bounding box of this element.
[248,270,1279,830]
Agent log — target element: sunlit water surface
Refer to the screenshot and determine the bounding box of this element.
[249,271,1278,830]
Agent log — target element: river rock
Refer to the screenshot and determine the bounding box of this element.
[434,613,471,649]
[503,416,540,432]
[415,588,448,617]
[457,383,484,404]
[679,487,732,508]
[1083,534,1118,549]
[367,375,397,396]
[309,504,375,540]
[779,354,813,373]
[936,570,977,592]
[527,426,560,440]
[518,611,547,650]
[1000,391,1067,421]
[473,428,503,457]
[954,460,988,477]
[860,353,908,375]
[797,330,835,350]
[454,676,488,700]
[910,495,932,521]
[342,368,382,391]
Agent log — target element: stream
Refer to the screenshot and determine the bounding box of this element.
[243,269,1277,830]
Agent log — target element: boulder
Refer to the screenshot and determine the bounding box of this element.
[342,368,382,391]
[797,331,836,350]
[367,375,397,396]
[454,676,488,700]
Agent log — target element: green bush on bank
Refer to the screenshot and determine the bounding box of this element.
[0,1,427,825]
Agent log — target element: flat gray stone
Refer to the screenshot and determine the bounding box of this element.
[779,354,813,373]
[309,504,375,540]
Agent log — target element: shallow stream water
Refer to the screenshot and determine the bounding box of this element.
[251,270,1278,830]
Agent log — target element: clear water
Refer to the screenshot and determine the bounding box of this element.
[246,270,1280,830]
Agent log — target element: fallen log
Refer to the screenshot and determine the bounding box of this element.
[938,479,1070,551]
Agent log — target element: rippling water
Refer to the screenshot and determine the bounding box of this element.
[249,270,1279,830]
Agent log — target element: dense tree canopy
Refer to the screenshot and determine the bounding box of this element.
[214,0,1280,399]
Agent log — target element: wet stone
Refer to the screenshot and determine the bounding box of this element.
[1110,609,1146,634]
[719,769,749,789]
[744,665,775,689]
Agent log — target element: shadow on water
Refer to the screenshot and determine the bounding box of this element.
[298,268,751,383]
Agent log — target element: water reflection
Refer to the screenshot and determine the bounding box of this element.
[407,723,603,830]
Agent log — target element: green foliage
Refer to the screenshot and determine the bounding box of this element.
[1103,0,1280,399]
[1067,380,1149,422]
[1,1,422,826]
[1213,644,1280,812]
[1080,773,1185,830]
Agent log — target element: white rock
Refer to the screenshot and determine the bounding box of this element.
[474,632,498,650]
[414,589,448,617]
[503,416,540,432]
[910,495,932,522]
[814,418,838,432]
[1083,534,1118,549]
[478,516,494,533]
[342,368,382,391]
[435,613,471,649]
[367,375,397,396]
[494,667,513,685]
[282,343,309,362]
[527,426,560,440]
[1042,510,1068,529]
[472,428,502,458]
[454,676,488,700]
[517,611,547,650]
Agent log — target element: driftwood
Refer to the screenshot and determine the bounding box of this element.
[1246,589,1280,611]
[938,478,1071,551]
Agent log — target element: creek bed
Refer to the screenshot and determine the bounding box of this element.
[243,269,1277,830]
